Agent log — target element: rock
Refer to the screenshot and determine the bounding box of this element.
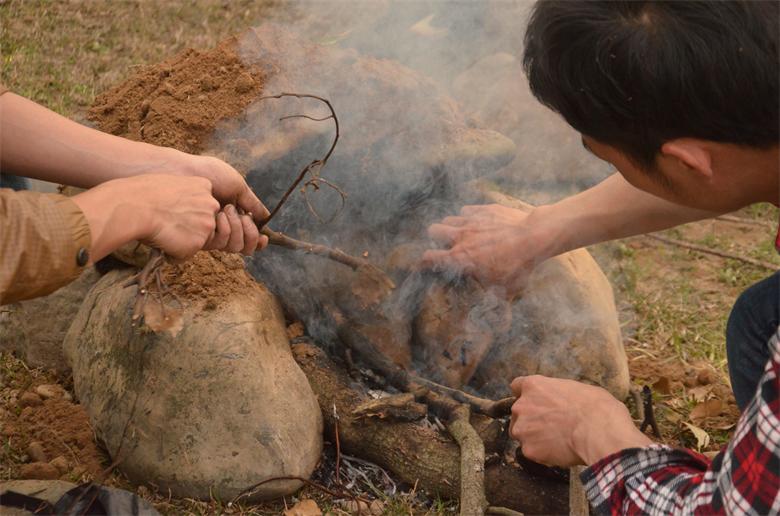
[26,441,47,463]
[18,392,42,408]
[19,462,59,480]
[50,456,69,474]
[35,384,64,400]
[464,184,630,400]
[64,255,323,501]
[0,268,101,375]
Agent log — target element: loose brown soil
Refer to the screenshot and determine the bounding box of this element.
[159,251,253,304]
[1,373,108,483]
[88,37,265,154]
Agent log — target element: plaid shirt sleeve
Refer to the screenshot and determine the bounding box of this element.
[581,327,780,515]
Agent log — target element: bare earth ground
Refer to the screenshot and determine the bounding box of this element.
[2,1,779,514]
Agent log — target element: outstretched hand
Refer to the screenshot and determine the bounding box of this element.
[422,204,557,295]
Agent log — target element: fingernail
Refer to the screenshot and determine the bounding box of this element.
[226,204,235,215]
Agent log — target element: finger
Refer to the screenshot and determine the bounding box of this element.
[203,212,230,250]
[440,215,470,228]
[225,205,244,253]
[236,186,270,222]
[420,249,455,269]
[257,234,269,252]
[240,214,260,255]
[427,223,460,245]
[510,377,526,397]
[460,204,487,216]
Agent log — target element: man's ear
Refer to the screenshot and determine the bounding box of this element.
[660,139,713,179]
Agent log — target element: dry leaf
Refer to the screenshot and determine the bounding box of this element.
[142,303,184,337]
[687,385,713,403]
[652,376,672,395]
[284,499,322,516]
[684,422,711,451]
[690,399,723,422]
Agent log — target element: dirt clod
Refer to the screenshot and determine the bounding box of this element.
[27,441,47,463]
[35,384,63,400]
[19,392,42,408]
[50,456,69,474]
[20,462,60,480]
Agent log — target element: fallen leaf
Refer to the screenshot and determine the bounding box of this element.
[684,422,711,452]
[690,399,723,422]
[665,411,683,424]
[687,385,713,403]
[142,303,184,337]
[653,376,672,395]
[284,499,322,516]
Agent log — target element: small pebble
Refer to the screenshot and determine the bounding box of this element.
[20,462,59,480]
[697,368,717,386]
[19,392,43,408]
[27,441,47,463]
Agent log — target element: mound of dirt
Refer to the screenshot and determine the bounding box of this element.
[159,251,252,304]
[88,37,265,154]
[2,387,107,481]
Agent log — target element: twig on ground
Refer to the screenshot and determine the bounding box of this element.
[646,233,777,271]
[716,214,774,229]
[569,465,589,516]
[447,404,488,516]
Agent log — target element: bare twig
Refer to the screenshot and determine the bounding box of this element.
[716,214,774,229]
[448,404,488,516]
[647,233,777,271]
[569,465,589,516]
[262,227,395,290]
[255,93,340,229]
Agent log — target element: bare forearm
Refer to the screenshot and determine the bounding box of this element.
[0,92,183,187]
[538,173,718,256]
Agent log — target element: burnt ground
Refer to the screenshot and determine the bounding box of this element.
[2,1,780,514]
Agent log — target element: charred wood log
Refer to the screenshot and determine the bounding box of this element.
[291,341,568,514]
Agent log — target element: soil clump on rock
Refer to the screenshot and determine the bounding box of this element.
[88,37,265,154]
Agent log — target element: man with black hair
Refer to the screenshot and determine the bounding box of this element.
[425,1,779,513]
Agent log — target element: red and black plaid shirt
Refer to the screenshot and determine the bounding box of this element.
[581,327,780,515]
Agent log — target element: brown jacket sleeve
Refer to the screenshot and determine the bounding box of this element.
[0,189,92,304]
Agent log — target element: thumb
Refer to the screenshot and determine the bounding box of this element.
[236,186,270,223]
[510,376,527,397]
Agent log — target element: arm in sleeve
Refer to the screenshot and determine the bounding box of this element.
[0,189,92,304]
[581,329,780,515]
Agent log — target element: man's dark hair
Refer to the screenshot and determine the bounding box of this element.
[523,0,779,168]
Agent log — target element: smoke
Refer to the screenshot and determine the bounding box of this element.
[206,1,619,396]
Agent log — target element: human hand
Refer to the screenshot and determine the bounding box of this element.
[509,376,651,467]
[422,204,559,295]
[173,152,269,253]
